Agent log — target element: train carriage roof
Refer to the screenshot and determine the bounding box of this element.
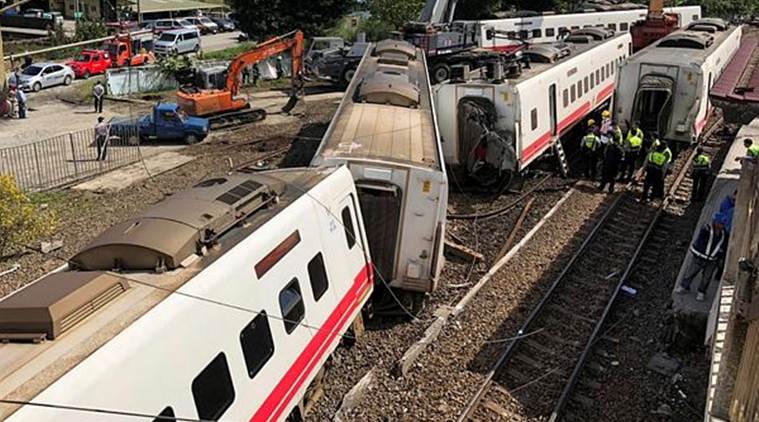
[0,167,339,418]
[624,24,741,68]
[315,41,442,170]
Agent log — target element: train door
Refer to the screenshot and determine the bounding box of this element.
[355,182,402,287]
[549,83,557,136]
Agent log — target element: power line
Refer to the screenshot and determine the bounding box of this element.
[0,398,206,421]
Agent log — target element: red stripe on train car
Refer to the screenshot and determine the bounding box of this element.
[595,83,615,104]
[522,101,592,164]
[250,263,373,422]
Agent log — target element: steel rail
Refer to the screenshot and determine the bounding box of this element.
[548,144,700,421]
[456,189,625,422]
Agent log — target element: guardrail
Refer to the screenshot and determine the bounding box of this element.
[0,125,142,191]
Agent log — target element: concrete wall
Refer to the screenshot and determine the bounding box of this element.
[706,118,759,421]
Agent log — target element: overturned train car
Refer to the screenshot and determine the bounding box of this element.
[435,28,632,185]
[614,19,742,144]
[311,40,448,307]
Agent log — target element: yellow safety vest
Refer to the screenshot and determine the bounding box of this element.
[748,145,759,157]
[582,134,599,151]
[627,128,643,141]
[628,135,642,150]
[693,154,710,168]
[663,147,672,164]
[648,151,667,167]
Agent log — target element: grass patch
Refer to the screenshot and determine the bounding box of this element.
[200,42,257,61]
[71,77,103,103]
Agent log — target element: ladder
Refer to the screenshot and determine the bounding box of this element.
[553,140,570,177]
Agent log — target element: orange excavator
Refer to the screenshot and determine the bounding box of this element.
[177,30,305,128]
[630,0,680,51]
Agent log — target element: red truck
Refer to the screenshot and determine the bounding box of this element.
[67,34,155,79]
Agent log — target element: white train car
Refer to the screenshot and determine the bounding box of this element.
[474,6,701,50]
[435,28,632,184]
[615,19,742,144]
[0,167,372,422]
[311,40,447,306]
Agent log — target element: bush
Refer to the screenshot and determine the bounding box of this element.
[0,175,57,257]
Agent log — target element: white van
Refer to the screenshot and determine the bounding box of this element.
[154,29,201,55]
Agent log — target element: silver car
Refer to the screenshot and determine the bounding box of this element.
[18,63,75,92]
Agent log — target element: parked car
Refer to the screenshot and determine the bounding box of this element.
[153,19,197,35]
[67,49,112,78]
[110,103,210,144]
[154,29,201,55]
[18,63,75,92]
[210,17,235,32]
[185,17,218,34]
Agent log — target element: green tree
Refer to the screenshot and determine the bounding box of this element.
[231,0,355,39]
[368,0,425,28]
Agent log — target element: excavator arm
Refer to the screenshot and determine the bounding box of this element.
[226,30,304,97]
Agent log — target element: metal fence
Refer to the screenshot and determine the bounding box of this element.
[0,125,142,191]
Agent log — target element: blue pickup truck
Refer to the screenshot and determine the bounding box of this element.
[111,103,210,144]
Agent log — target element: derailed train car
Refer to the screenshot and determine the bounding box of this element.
[434,28,632,185]
[0,168,373,421]
[614,19,742,144]
[311,40,448,310]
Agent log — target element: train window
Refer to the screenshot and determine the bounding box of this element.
[570,85,576,102]
[153,407,175,422]
[576,81,582,98]
[620,22,629,31]
[279,279,305,334]
[240,311,274,378]
[590,73,595,89]
[532,29,542,38]
[506,31,516,39]
[519,30,529,39]
[595,69,600,85]
[546,28,555,37]
[341,206,356,249]
[308,253,329,301]
[530,108,538,130]
[192,352,235,421]
[693,14,699,21]
[571,26,579,30]
[601,66,606,81]
[559,26,568,35]
[583,76,589,94]
[563,89,568,107]
[608,23,617,31]
[611,62,615,75]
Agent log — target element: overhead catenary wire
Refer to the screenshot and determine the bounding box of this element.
[0,398,208,422]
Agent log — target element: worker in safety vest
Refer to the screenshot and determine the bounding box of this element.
[620,122,644,181]
[675,213,727,301]
[581,128,601,180]
[599,133,624,193]
[642,140,668,202]
[736,138,759,163]
[587,118,598,136]
[691,148,711,201]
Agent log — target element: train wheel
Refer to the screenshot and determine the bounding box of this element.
[431,63,451,84]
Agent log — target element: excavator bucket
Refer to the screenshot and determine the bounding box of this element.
[281,94,299,114]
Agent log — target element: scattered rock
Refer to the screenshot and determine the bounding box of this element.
[651,403,673,416]
[40,240,63,254]
[647,352,681,377]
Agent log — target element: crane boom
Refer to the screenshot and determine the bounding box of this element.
[419,0,458,24]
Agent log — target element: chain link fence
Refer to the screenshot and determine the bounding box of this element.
[0,125,142,191]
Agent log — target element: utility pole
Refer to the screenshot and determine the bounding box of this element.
[136,0,141,23]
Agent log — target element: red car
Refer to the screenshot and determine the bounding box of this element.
[67,49,112,79]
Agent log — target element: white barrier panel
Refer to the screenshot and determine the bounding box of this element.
[106,65,178,97]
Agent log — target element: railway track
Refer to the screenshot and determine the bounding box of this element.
[457,145,702,422]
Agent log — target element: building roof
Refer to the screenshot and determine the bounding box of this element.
[134,0,220,14]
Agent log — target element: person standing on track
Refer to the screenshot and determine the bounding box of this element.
[93,81,105,114]
[675,213,728,301]
[581,128,601,180]
[599,134,624,193]
[641,140,668,202]
[620,122,643,182]
[736,138,759,163]
[691,148,711,201]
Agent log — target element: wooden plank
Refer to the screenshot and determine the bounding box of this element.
[444,240,484,262]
